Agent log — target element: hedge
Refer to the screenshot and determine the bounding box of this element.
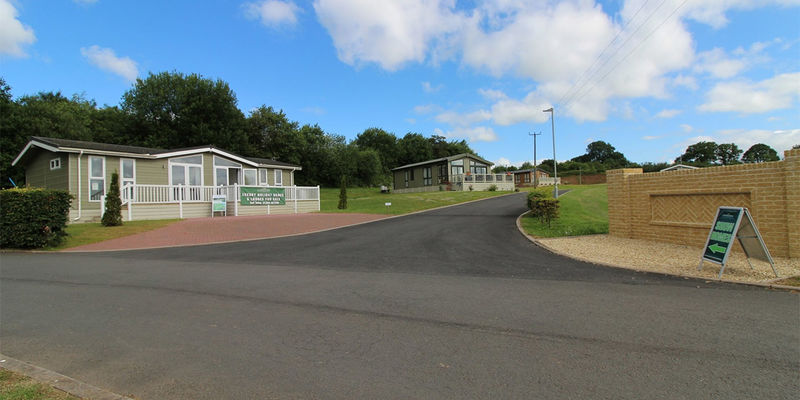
[527,187,560,228]
[0,188,73,248]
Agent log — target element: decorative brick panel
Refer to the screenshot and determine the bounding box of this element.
[650,192,751,227]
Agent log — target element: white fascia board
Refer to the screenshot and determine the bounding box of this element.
[12,141,62,166]
[155,148,259,167]
[58,147,157,159]
[257,164,302,171]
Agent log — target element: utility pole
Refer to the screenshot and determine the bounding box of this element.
[529,132,541,187]
[543,107,558,199]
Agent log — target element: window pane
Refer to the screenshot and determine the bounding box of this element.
[451,160,463,166]
[171,165,185,185]
[244,170,257,185]
[216,168,228,186]
[259,169,268,185]
[171,155,202,165]
[122,160,134,179]
[274,169,282,185]
[214,157,241,167]
[90,157,103,178]
[189,166,202,186]
[228,168,240,185]
[90,179,104,200]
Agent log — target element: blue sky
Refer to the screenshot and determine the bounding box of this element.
[2,0,798,166]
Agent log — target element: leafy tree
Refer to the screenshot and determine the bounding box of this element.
[102,172,123,226]
[537,160,553,173]
[793,144,800,149]
[122,71,247,152]
[397,132,434,167]
[715,143,742,165]
[676,141,718,165]
[354,127,398,176]
[0,78,24,188]
[246,106,303,164]
[639,162,671,172]
[741,143,779,163]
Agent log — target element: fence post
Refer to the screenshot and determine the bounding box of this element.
[100,195,106,218]
[234,184,239,216]
[317,185,321,211]
[179,184,183,219]
[294,186,298,213]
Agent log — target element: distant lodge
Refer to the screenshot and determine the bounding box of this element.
[391,153,514,193]
[12,137,320,223]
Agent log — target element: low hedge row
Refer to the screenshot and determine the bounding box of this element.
[527,187,559,227]
[0,188,73,248]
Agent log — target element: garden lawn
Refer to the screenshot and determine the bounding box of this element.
[521,184,608,238]
[320,187,512,214]
[0,368,79,400]
[45,219,180,251]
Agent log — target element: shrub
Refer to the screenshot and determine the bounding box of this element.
[488,184,497,191]
[468,185,474,191]
[0,188,72,248]
[527,188,560,228]
[337,175,347,209]
[102,172,123,226]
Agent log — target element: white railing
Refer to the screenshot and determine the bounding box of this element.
[121,184,319,204]
[450,173,514,183]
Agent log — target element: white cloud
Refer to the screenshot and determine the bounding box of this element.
[642,135,662,140]
[655,109,682,118]
[715,128,800,153]
[680,124,695,133]
[478,88,507,101]
[245,0,301,28]
[435,109,491,126]
[694,48,746,79]
[0,0,36,58]
[698,72,800,113]
[422,81,442,93]
[437,126,498,142]
[313,0,462,71]
[80,45,138,81]
[672,74,698,90]
[413,104,440,114]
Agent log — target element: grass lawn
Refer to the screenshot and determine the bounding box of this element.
[320,187,513,214]
[44,219,180,251]
[520,184,608,238]
[0,368,79,400]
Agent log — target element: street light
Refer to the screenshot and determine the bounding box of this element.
[543,107,558,199]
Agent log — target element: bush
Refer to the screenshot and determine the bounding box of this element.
[527,188,560,228]
[487,184,497,191]
[0,188,73,248]
[102,172,123,226]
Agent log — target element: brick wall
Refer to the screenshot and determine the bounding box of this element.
[607,149,799,259]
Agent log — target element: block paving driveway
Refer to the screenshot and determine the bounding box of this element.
[1,193,797,399]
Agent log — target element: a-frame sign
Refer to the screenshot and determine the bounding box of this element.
[698,206,778,279]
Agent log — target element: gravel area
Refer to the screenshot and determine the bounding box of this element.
[537,234,800,283]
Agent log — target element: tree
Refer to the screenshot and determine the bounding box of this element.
[246,106,303,164]
[353,127,398,175]
[677,141,718,165]
[715,143,742,165]
[102,172,123,226]
[121,71,247,152]
[397,132,434,166]
[741,143,779,163]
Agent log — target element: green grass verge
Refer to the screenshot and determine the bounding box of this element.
[772,276,800,287]
[520,184,608,238]
[0,368,79,400]
[320,187,512,214]
[44,219,180,251]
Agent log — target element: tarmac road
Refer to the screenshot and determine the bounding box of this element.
[1,193,798,399]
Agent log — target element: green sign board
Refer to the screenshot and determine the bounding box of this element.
[240,187,285,206]
[702,207,742,264]
[212,195,227,212]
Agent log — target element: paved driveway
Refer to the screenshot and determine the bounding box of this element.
[1,193,797,399]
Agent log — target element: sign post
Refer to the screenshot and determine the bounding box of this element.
[699,206,777,279]
[212,195,226,217]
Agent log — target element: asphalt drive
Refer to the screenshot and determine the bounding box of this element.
[1,193,798,399]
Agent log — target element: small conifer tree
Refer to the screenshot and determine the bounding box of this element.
[337,175,347,210]
[102,172,123,226]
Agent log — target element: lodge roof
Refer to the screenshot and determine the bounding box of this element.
[391,153,492,171]
[13,136,302,170]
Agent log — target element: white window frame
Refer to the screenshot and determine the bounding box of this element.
[243,169,257,186]
[259,169,269,186]
[168,156,204,187]
[49,158,61,170]
[88,156,105,202]
[423,167,432,186]
[213,156,242,186]
[120,158,136,200]
[274,169,283,186]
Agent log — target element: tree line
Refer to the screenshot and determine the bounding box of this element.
[0,73,475,189]
[493,140,788,176]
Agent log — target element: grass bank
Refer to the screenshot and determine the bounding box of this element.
[44,219,180,251]
[320,187,512,214]
[0,368,79,400]
[520,184,608,238]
